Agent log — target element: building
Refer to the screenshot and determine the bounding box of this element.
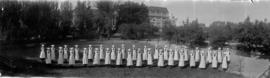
[148,6,169,32]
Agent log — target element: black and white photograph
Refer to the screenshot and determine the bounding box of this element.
[0,0,270,78]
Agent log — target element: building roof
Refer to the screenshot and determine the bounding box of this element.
[148,6,168,14]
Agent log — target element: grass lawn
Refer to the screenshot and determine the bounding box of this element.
[0,39,244,78]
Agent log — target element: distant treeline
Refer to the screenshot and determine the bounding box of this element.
[163,17,270,55]
[0,1,158,42]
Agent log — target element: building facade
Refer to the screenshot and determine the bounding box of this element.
[148,6,169,32]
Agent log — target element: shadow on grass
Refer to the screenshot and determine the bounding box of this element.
[0,55,59,76]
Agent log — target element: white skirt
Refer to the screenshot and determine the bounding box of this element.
[168,52,174,66]
[217,51,222,63]
[173,49,179,61]
[207,51,212,63]
[93,51,100,65]
[199,54,206,68]
[158,53,164,67]
[147,52,153,65]
[132,49,137,61]
[111,49,116,60]
[178,53,185,67]
[116,51,122,65]
[154,49,159,60]
[82,51,88,65]
[40,48,46,59]
[100,48,104,60]
[136,53,142,67]
[75,49,79,61]
[164,50,168,60]
[51,49,56,60]
[63,49,68,60]
[212,55,218,68]
[46,51,51,64]
[222,56,228,69]
[88,48,93,59]
[58,52,64,65]
[69,52,75,65]
[127,52,133,66]
[190,54,195,67]
[195,50,200,62]
[143,49,148,61]
[105,51,111,65]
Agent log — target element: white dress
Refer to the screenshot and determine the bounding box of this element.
[212,51,218,68]
[121,46,126,60]
[174,48,179,61]
[189,51,195,67]
[93,48,100,65]
[45,48,51,64]
[88,45,93,60]
[63,46,68,60]
[111,47,116,60]
[39,45,46,59]
[116,49,122,65]
[82,48,88,65]
[222,55,228,69]
[164,48,168,61]
[75,47,80,61]
[136,49,142,67]
[105,48,111,65]
[132,47,137,61]
[195,48,200,62]
[206,48,212,64]
[168,49,174,66]
[143,47,148,61]
[154,47,159,60]
[226,49,231,62]
[178,52,185,67]
[199,51,206,68]
[127,49,133,66]
[158,50,164,67]
[51,46,56,61]
[184,48,189,61]
[100,45,104,60]
[217,49,222,63]
[69,48,75,65]
[58,47,64,65]
[147,48,153,65]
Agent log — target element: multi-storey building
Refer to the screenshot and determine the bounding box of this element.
[148,6,169,32]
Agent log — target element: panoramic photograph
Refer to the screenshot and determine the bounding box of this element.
[0,0,270,78]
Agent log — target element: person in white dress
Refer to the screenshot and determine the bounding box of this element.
[199,50,206,69]
[51,45,56,61]
[147,48,153,66]
[121,44,126,60]
[116,48,122,66]
[132,45,137,63]
[69,47,75,66]
[45,47,51,64]
[184,46,189,62]
[225,48,231,64]
[206,47,212,65]
[154,44,159,60]
[39,44,46,61]
[189,50,196,68]
[58,47,64,65]
[178,49,185,67]
[74,45,80,62]
[168,49,174,66]
[173,47,179,62]
[82,48,88,66]
[63,45,68,62]
[212,50,218,69]
[105,48,111,66]
[127,49,133,67]
[195,47,200,65]
[93,48,100,65]
[143,45,148,63]
[217,48,222,64]
[221,55,228,70]
[158,49,164,67]
[88,45,93,62]
[99,44,104,61]
[136,48,142,67]
[111,45,116,63]
[164,45,168,61]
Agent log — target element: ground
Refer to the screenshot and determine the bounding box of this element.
[0,39,245,78]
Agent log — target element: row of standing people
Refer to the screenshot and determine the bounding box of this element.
[39,44,230,70]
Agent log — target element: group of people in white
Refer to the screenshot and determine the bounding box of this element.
[39,44,230,70]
